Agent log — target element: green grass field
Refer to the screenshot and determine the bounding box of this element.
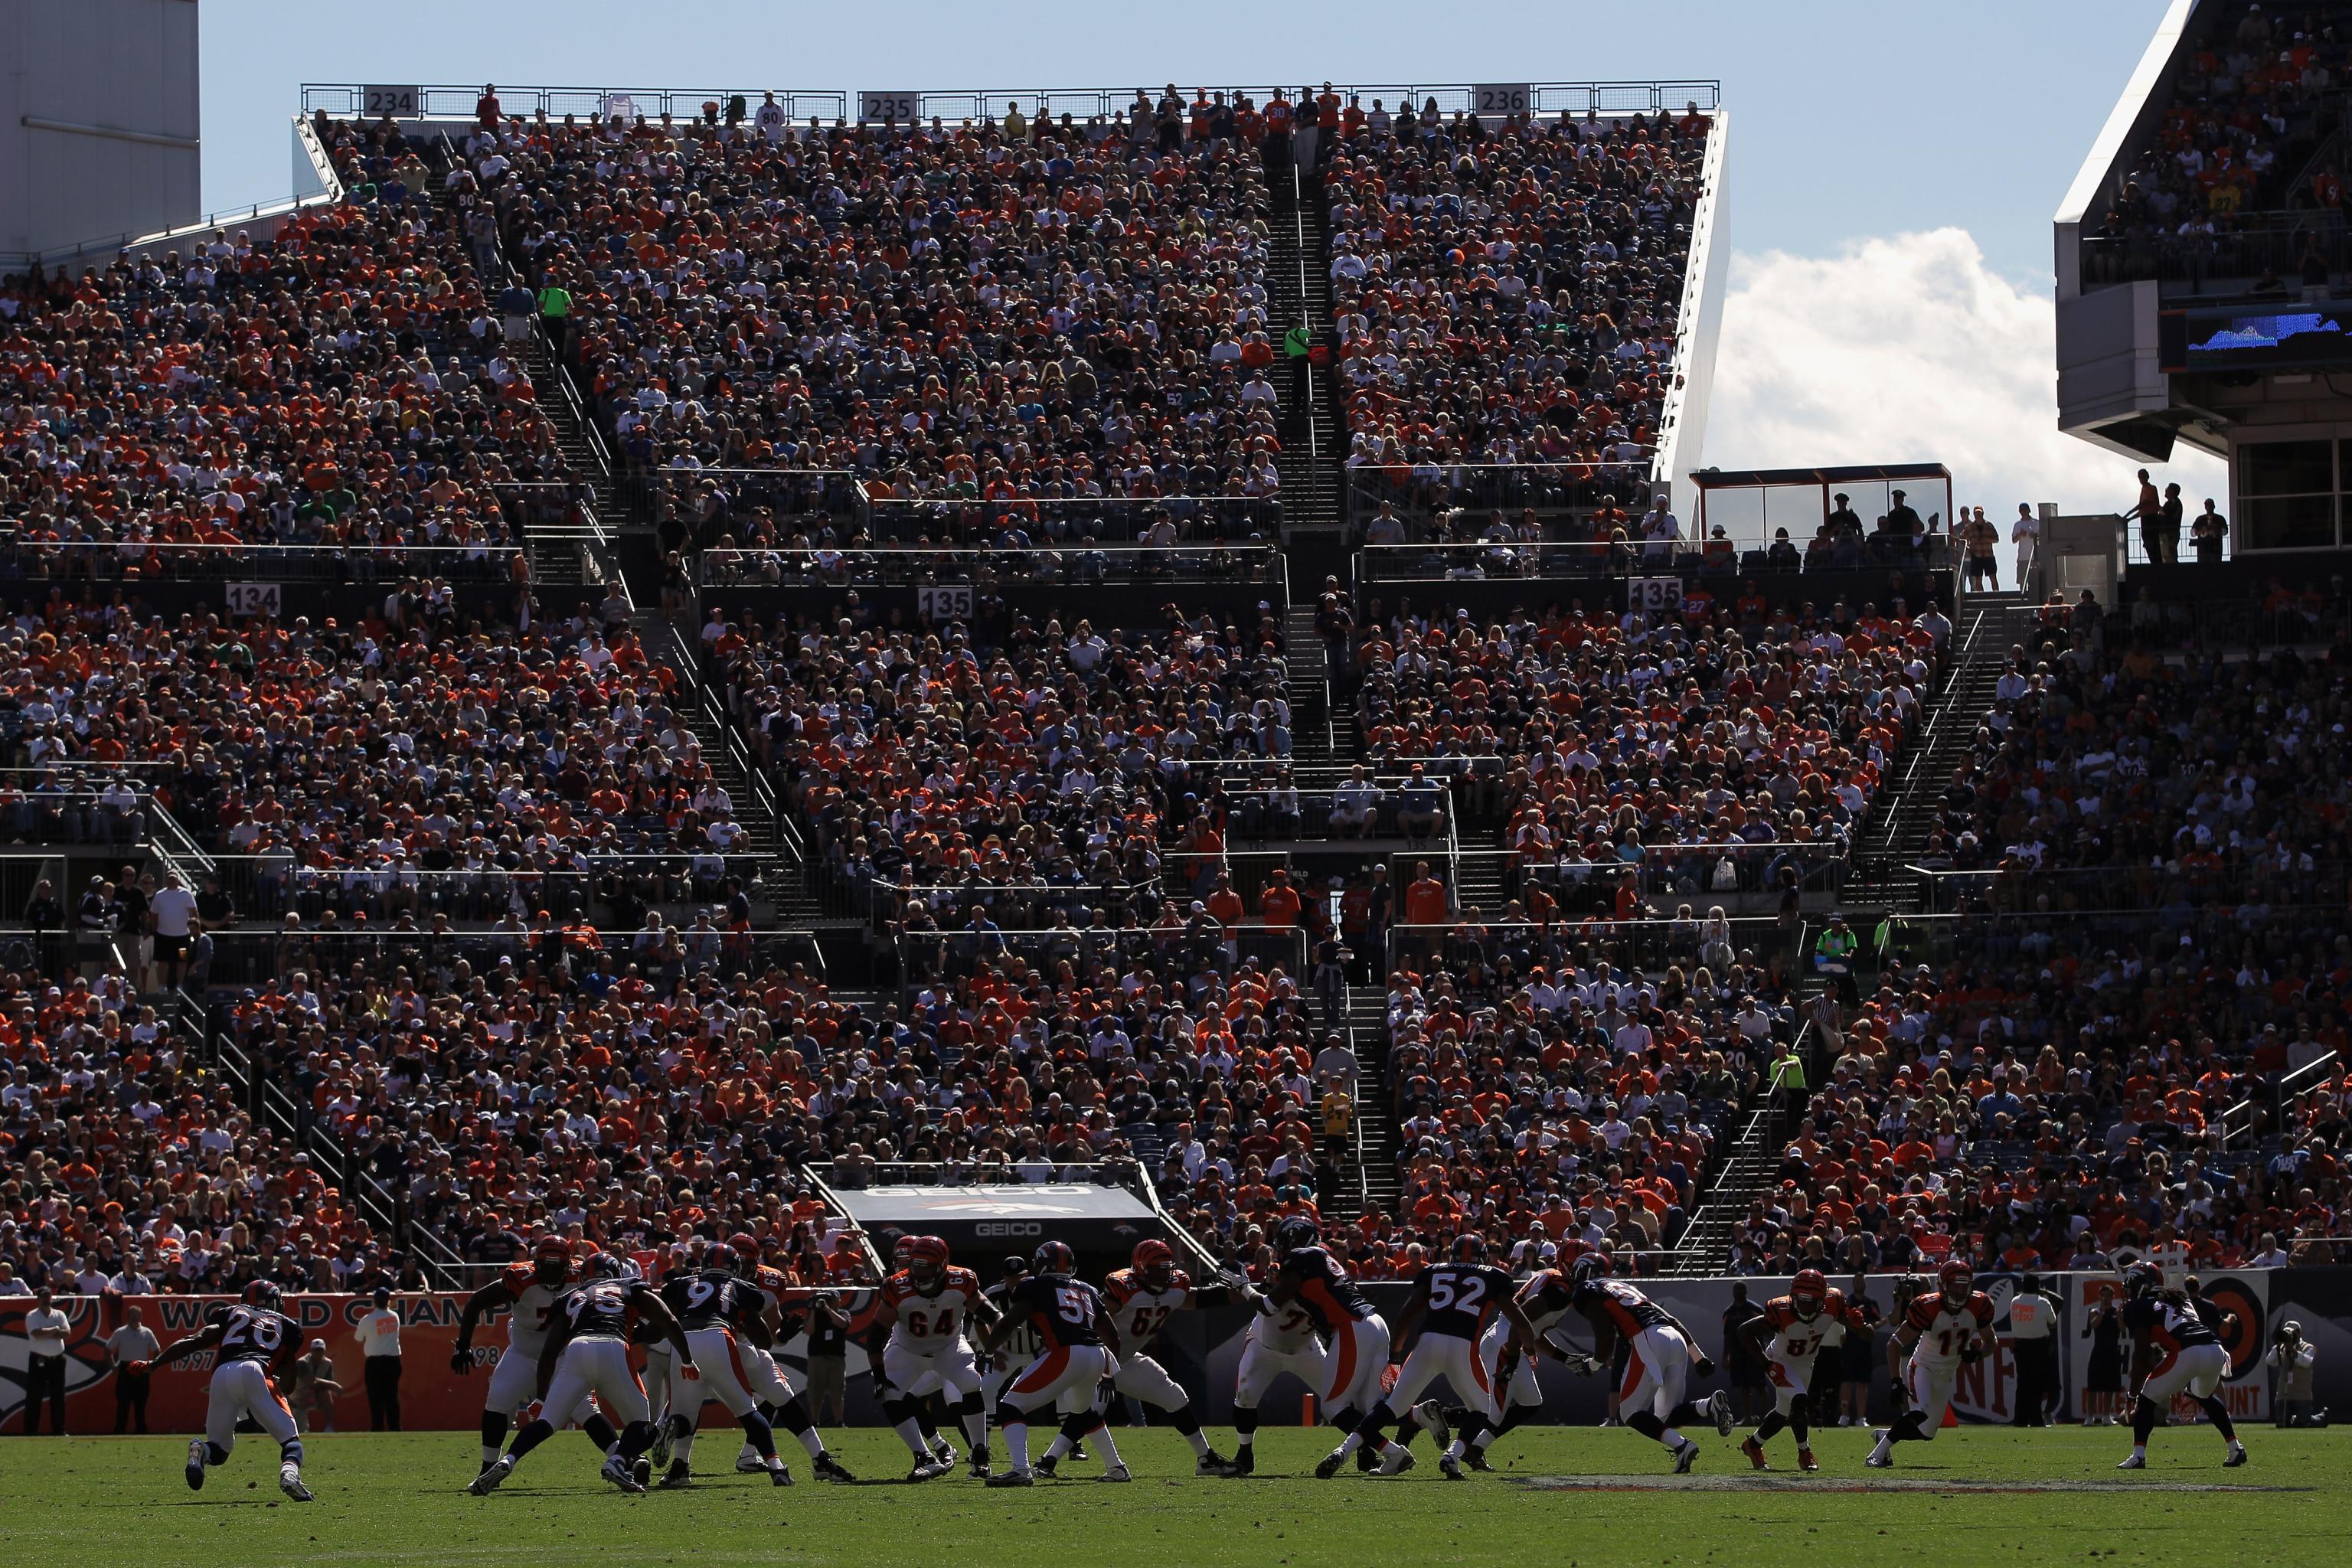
[0,1423,2331,1568]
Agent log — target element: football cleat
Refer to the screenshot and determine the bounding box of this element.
[769,1465,794,1487]
[1864,1432,1892,1469]
[1314,1448,1349,1480]
[1034,1453,1060,1479]
[1196,1450,1233,1477]
[1224,1446,1255,1477]
[928,1435,957,1465]
[1709,1391,1736,1437]
[737,1452,767,1474]
[1439,1452,1465,1481]
[1673,1438,1700,1474]
[1413,1401,1452,1448]
[1465,1449,1495,1474]
[185,1439,207,1491]
[1742,1436,1768,1470]
[1797,1447,1819,1472]
[631,1455,652,1490]
[658,1462,694,1489]
[985,1469,1034,1488]
[969,1453,991,1480]
[813,1452,858,1483]
[2224,1445,2249,1468]
[1102,1464,1132,1482]
[2116,1452,2146,1469]
[279,1465,313,1503]
[468,1455,514,1494]
[1354,1442,1380,1472]
[648,1424,671,1468]
[601,1454,646,1494]
[909,1458,954,1481]
[1378,1445,1416,1476]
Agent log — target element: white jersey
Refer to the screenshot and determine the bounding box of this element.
[496,1263,565,1356]
[1248,1296,1324,1354]
[1102,1267,1195,1352]
[1904,1289,1994,1371]
[882,1266,986,1354]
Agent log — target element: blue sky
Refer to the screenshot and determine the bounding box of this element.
[195,0,2215,514]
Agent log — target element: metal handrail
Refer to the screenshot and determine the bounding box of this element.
[301,84,851,124]
[2222,1050,2341,1150]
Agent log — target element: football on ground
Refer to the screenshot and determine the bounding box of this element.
[1,1426,2335,1567]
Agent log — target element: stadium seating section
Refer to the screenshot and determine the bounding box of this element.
[2,90,2346,1293]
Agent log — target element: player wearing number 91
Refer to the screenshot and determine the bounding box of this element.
[149,1280,315,1501]
[469,1253,700,1496]
[976,1240,1125,1487]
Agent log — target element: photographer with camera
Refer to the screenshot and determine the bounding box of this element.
[2269,1321,2325,1428]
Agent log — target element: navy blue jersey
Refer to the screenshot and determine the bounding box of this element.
[215,1305,299,1365]
[2122,1293,2220,1354]
[1006,1272,1106,1349]
[554,1279,642,1338]
[1414,1263,1513,1340]
[1571,1276,1673,1337]
[1278,1246,1374,1332]
[661,1269,747,1332]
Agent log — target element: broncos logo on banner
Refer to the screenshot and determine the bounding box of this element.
[0,1298,118,1429]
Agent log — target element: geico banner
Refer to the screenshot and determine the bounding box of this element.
[0,1291,889,1436]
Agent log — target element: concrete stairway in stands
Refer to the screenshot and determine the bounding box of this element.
[1265,160,1344,538]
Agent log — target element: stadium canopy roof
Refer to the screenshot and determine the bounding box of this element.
[1689,462,1952,490]
[832,1183,1161,1253]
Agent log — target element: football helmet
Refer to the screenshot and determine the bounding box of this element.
[242,1279,283,1311]
[583,1252,632,1281]
[1132,1238,1177,1290]
[1031,1240,1076,1276]
[531,1234,573,1287]
[705,1243,738,1277]
[1937,1258,1974,1303]
[1273,1217,1320,1253]
[1567,1252,1610,1289]
[2123,1259,2165,1300]
[906,1235,951,1289]
[1792,1268,1828,1320]
[1451,1233,1488,1263]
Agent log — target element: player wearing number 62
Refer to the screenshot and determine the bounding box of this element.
[147,1279,315,1502]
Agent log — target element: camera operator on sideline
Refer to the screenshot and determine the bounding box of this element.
[2269,1321,2325,1428]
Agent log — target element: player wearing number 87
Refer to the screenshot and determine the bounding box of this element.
[976,1240,1124,1486]
[1323,1234,1539,1480]
[468,1254,700,1496]
[1738,1269,1848,1472]
[150,1280,315,1501]
[1867,1258,1994,1468]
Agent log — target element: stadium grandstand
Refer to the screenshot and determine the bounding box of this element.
[0,15,2346,1535]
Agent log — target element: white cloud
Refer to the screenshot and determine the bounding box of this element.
[1704,227,2225,519]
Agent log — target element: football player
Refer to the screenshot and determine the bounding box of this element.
[149,1280,313,1501]
[1560,1254,1733,1472]
[1737,1268,1847,1471]
[977,1240,1125,1486]
[872,1235,1000,1479]
[650,1246,792,1487]
[1459,1257,1585,1468]
[1867,1258,1993,1467]
[1265,1218,1393,1464]
[1228,1284,1327,1477]
[469,1254,698,1495]
[1320,1233,1537,1479]
[721,1238,857,1481]
[452,1236,625,1480]
[2116,1261,2247,1469]
[1035,1240,1242,1478]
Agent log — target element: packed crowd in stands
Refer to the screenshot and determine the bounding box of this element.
[698,603,1294,916]
[0,967,420,1295]
[2084,1,2352,276]
[1350,588,1950,904]
[1733,609,2352,1276]
[0,116,572,574]
[458,96,1287,547]
[1330,104,1710,527]
[0,589,753,930]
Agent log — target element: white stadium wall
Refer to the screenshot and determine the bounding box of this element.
[0,0,201,260]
